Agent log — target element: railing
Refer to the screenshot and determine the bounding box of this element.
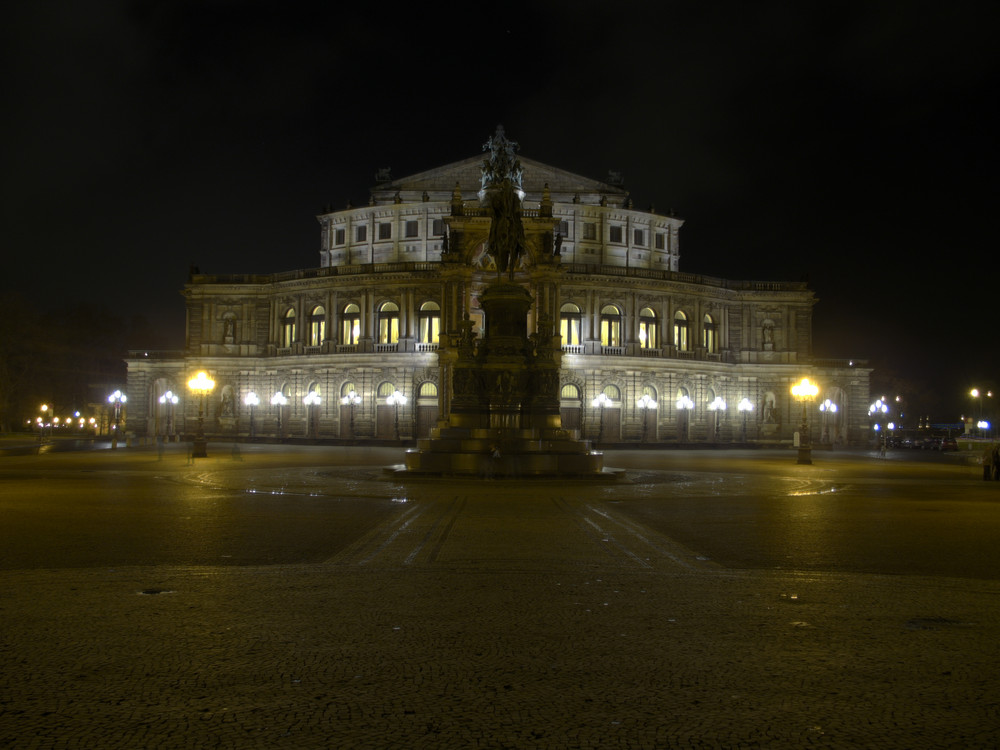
[336,344,358,353]
[127,350,185,360]
[602,346,625,356]
[189,261,811,293]
[416,342,439,352]
[561,345,584,354]
[374,343,398,353]
[639,348,662,358]
[561,263,810,292]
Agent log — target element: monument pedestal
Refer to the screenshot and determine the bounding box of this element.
[400,283,613,478]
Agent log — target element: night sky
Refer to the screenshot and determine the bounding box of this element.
[3,1,997,421]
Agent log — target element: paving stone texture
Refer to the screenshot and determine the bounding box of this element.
[1,446,998,748]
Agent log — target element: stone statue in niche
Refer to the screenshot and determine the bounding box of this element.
[221,390,235,418]
[223,318,235,344]
[762,321,774,351]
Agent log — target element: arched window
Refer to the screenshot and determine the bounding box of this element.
[639,307,658,349]
[673,310,689,351]
[560,384,581,400]
[418,301,440,345]
[281,308,296,348]
[417,382,438,399]
[378,301,399,344]
[600,305,622,347]
[340,381,358,399]
[602,384,621,402]
[377,381,397,398]
[560,303,582,346]
[703,314,717,353]
[309,305,326,346]
[342,303,360,345]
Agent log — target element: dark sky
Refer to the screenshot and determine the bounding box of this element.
[3,1,997,420]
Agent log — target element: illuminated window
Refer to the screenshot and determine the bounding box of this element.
[561,384,580,400]
[600,305,622,347]
[703,314,718,353]
[281,308,296,348]
[560,302,582,346]
[673,310,689,351]
[341,303,360,345]
[308,306,326,346]
[418,301,440,344]
[378,301,399,344]
[639,307,658,349]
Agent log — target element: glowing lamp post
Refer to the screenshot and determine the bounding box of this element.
[108,390,127,450]
[386,390,407,441]
[676,394,694,441]
[707,396,727,441]
[869,398,889,450]
[637,393,657,442]
[187,371,215,458]
[244,391,259,439]
[340,390,362,438]
[737,397,754,443]
[791,377,819,464]
[159,390,179,440]
[819,398,838,444]
[271,392,288,438]
[38,404,50,443]
[303,390,321,438]
[592,392,610,444]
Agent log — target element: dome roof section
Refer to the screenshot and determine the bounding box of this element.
[370,155,628,206]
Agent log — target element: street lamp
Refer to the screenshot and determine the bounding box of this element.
[270,391,288,438]
[244,391,259,439]
[737,397,754,443]
[386,389,407,441]
[38,404,50,443]
[791,377,819,464]
[819,398,838,444]
[340,390,362,438]
[303,390,321,438]
[592,391,610,444]
[187,371,215,458]
[869,397,889,449]
[707,396,727,441]
[159,390,179,440]
[676,394,694,441]
[637,393,657,442]
[108,390,127,450]
[971,389,993,436]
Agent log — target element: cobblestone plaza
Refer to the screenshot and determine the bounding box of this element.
[2,445,998,748]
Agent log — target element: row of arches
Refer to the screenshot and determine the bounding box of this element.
[278,302,442,348]
[146,371,846,445]
[560,303,718,352]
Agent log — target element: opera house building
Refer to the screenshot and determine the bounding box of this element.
[126,132,869,450]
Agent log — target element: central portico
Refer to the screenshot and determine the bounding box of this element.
[402,128,607,477]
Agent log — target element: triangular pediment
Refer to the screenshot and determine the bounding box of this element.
[371,155,627,204]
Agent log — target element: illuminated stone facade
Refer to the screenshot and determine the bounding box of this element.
[126,138,870,446]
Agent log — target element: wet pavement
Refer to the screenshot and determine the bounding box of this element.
[1,443,999,748]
